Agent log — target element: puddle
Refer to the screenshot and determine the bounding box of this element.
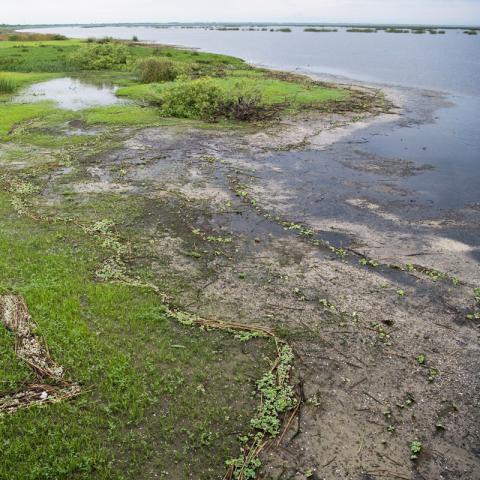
[13,77,126,110]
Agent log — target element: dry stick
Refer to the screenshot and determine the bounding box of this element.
[321,456,336,468]
[350,376,368,390]
[362,391,383,405]
[366,471,411,480]
[276,402,301,446]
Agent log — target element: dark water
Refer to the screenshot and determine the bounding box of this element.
[23,25,480,208]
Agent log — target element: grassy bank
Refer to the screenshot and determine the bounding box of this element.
[0,37,357,125]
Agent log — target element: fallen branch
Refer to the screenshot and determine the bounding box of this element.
[0,295,81,414]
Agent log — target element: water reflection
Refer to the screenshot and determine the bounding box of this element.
[14,77,125,110]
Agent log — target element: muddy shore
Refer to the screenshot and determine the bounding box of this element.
[1,48,479,478]
[28,72,479,479]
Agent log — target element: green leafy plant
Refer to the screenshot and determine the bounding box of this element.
[156,76,223,120]
[217,81,267,121]
[226,344,296,479]
[416,353,426,365]
[410,441,422,459]
[69,43,130,70]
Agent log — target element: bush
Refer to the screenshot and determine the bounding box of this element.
[68,43,130,70]
[154,78,268,122]
[156,77,223,120]
[0,76,17,94]
[218,82,266,121]
[136,57,179,83]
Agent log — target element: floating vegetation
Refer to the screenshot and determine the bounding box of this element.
[304,27,338,33]
[385,28,411,33]
[346,28,377,33]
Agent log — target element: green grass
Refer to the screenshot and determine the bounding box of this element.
[0,192,272,479]
[0,39,246,74]
[0,71,60,102]
[0,325,34,394]
[0,102,58,139]
[0,40,81,72]
[0,76,16,94]
[118,75,348,112]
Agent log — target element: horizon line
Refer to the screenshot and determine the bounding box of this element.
[8,21,480,29]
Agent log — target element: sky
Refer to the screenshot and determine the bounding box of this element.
[2,0,480,26]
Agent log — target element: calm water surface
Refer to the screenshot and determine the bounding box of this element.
[14,77,124,110]
[23,26,480,207]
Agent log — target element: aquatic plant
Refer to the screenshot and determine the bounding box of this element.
[304,27,338,32]
[346,28,376,33]
[385,27,410,33]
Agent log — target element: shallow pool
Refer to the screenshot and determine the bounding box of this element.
[13,77,125,110]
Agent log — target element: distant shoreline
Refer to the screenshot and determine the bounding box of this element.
[9,22,480,30]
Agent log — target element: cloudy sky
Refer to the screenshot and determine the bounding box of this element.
[3,0,480,25]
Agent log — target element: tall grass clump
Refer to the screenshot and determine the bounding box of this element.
[68,43,130,70]
[136,57,179,83]
[0,76,17,94]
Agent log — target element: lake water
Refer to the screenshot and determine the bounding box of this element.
[23,26,480,95]
[22,25,480,208]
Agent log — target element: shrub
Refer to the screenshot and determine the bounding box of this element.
[68,43,130,70]
[156,76,223,120]
[218,82,266,121]
[154,78,269,122]
[0,76,17,94]
[136,57,179,83]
